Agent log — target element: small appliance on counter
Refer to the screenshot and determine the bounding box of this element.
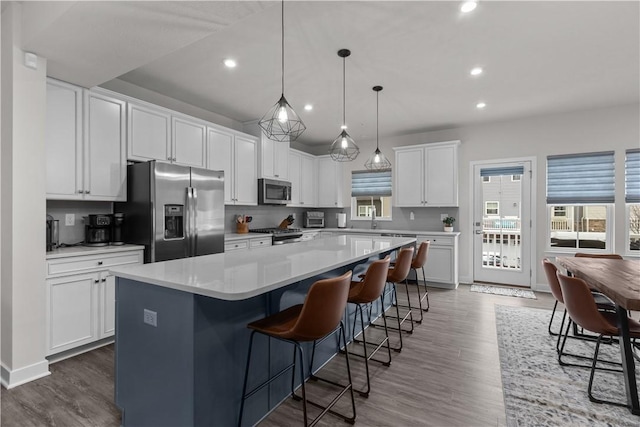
[111,213,125,245]
[46,215,59,252]
[304,211,325,228]
[337,213,347,229]
[84,214,111,246]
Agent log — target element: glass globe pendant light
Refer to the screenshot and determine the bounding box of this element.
[329,49,359,162]
[364,86,391,171]
[259,0,306,142]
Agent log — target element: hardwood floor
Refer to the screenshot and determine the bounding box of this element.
[1,284,555,427]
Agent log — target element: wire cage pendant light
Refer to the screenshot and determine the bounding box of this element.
[364,86,391,171]
[329,49,359,162]
[259,0,306,142]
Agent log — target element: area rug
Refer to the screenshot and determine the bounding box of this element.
[495,304,640,426]
[470,284,537,299]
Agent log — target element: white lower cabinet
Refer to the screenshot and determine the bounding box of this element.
[225,236,272,252]
[45,249,143,356]
[416,234,459,287]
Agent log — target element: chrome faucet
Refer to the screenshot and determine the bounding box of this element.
[371,206,377,229]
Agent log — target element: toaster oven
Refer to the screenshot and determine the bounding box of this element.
[304,211,325,228]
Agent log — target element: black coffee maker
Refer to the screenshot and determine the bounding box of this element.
[111,213,125,245]
[84,214,111,246]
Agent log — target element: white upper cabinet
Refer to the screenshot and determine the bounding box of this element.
[172,116,207,168]
[84,90,127,201]
[243,122,290,180]
[207,126,257,205]
[393,140,459,207]
[127,102,171,162]
[46,79,83,199]
[317,155,344,208]
[289,149,317,207]
[128,102,206,168]
[46,80,126,201]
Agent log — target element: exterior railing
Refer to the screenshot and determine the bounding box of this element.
[482,217,521,231]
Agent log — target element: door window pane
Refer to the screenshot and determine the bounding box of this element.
[629,204,640,251]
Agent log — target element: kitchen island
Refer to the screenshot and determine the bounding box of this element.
[110,234,415,427]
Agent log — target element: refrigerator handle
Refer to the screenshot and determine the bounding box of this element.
[192,187,198,256]
[186,187,193,258]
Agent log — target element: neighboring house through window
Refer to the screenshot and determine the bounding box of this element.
[485,201,499,216]
[625,149,640,252]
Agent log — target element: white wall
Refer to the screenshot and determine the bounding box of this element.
[1,3,50,388]
[304,103,639,288]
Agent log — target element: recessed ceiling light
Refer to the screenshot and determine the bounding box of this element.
[476,102,487,109]
[304,104,313,111]
[470,67,483,76]
[223,59,237,68]
[461,1,478,13]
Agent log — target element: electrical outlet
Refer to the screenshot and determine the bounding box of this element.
[143,309,157,327]
[440,213,449,221]
[65,214,75,226]
[410,211,415,221]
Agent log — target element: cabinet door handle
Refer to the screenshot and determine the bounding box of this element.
[97,261,103,265]
[77,189,83,194]
[167,156,172,161]
[275,174,279,177]
[85,190,90,194]
[101,278,107,282]
[94,279,100,284]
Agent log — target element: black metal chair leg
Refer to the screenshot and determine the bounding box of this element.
[339,322,357,424]
[392,284,404,352]
[587,335,627,407]
[238,330,256,427]
[357,303,371,397]
[421,266,429,312]
[548,300,559,336]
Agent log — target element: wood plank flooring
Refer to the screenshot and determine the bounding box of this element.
[1,284,555,427]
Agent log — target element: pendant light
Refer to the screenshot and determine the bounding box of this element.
[364,86,392,171]
[329,49,359,162]
[259,0,306,142]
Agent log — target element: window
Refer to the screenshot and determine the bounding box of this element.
[546,151,614,251]
[553,206,567,217]
[485,201,499,216]
[351,170,392,220]
[626,149,640,252]
[511,174,521,182]
[482,176,490,183]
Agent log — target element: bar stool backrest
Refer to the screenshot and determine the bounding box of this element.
[411,241,430,269]
[542,259,564,304]
[575,253,623,259]
[291,271,352,341]
[556,273,618,336]
[354,256,391,303]
[387,246,414,283]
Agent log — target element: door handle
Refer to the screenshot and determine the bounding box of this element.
[475,230,484,234]
[186,187,193,257]
[191,187,198,256]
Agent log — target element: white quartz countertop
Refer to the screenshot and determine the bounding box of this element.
[110,235,415,301]
[310,228,460,236]
[46,244,145,259]
[224,232,272,242]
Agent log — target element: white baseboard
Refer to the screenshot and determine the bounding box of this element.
[459,275,473,285]
[1,359,50,389]
[532,282,551,293]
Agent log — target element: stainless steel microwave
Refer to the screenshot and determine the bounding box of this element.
[258,178,291,205]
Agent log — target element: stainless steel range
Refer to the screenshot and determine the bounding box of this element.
[251,227,303,245]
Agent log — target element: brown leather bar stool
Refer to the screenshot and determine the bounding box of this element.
[380,246,415,352]
[557,273,640,407]
[344,256,392,397]
[393,241,431,324]
[238,271,356,427]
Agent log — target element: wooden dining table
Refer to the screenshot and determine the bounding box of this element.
[557,257,640,415]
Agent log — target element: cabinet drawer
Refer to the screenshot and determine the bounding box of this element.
[250,237,272,248]
[418,236,455,246]
[47,251,143,277]
[225,241,248,251]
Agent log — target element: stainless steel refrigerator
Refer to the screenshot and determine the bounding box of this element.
[116,161,224,263]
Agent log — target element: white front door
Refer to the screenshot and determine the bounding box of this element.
[472,160,533,286]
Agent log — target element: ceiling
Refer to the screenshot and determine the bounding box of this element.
[21,1,640,147]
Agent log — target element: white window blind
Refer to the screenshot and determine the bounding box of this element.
[625,149,640,203]
[546,151,615,204]
[351,170,392,197]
